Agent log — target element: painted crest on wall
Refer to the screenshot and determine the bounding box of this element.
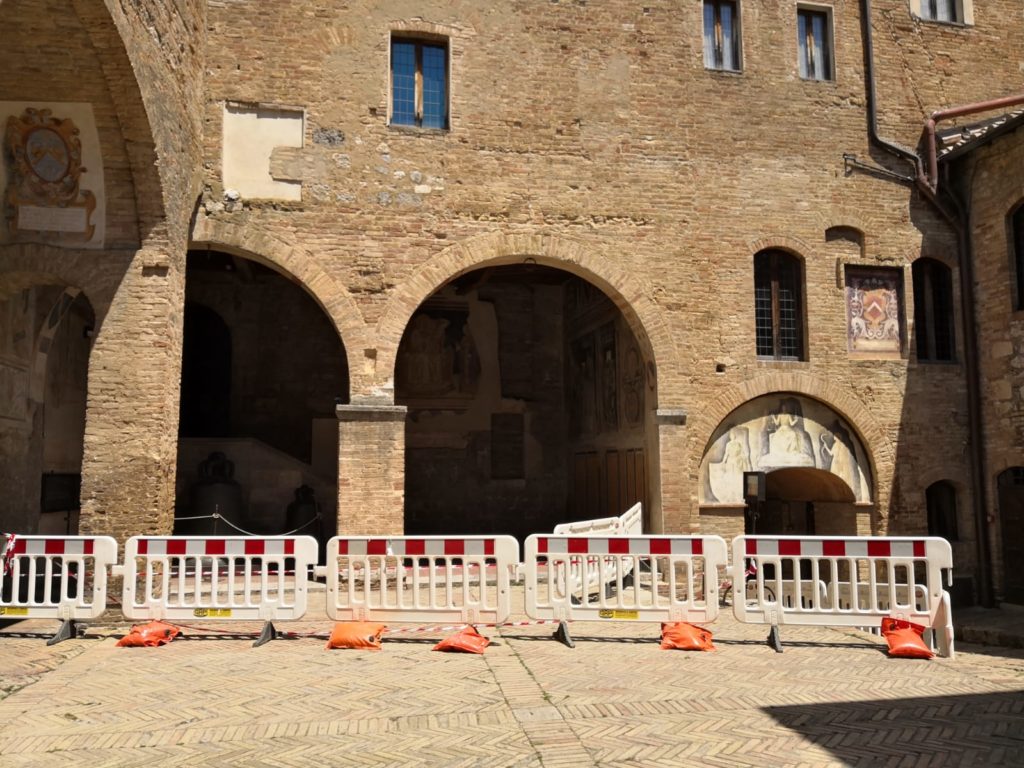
[699,394,872,505]
[846,267,902,356]
[2,106,98,244]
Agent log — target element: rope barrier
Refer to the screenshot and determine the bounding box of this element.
[170,513,321,538]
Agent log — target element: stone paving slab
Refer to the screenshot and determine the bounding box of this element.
[0,593,1022,767]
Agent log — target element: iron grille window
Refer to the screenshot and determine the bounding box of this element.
[703,1,740,71]
[755,250,804,360]
[1012,205,1024,310]
[920,0,959,22]
[797,8,832,81]
[926,481,959,541]
[912,258,955,362]
[391,38,448,129]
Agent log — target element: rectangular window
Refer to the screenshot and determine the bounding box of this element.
[797,7,833,81]
[390,38,448,129]
[920,0,958,22]
[703,1,741,71]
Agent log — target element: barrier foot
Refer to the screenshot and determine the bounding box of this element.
[46,619,79,646]
[253,621,280,648]
[766,625,783,653]
[553,620,575,649]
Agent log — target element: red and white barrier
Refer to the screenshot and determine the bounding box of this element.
[0,534,118,644]
[524,534,728,646]
[731,535,954,657]
[317,536,519,625]
[117,535,319,645]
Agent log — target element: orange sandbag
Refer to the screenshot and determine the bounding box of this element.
[115,621,180,647]
[325,621,387,650]
[881,617,934,659]
[433,625,491,654]
[660,622,715,651]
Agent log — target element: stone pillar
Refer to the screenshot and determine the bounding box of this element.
[337,401,407,535]
[654,407,689,534]
[78,246,186,540]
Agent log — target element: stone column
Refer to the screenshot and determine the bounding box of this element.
[78,246,186,540]
[336,401,407,535]
[654,407,689,534]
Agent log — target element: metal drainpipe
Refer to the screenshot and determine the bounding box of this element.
[860,0,993,606]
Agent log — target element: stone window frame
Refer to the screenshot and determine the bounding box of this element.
[753,249,807,362]
[702,0,743,73]
[796,4,835,83]
[909,0,974,26]
[911,257,957,363]
[1006,200,1024,312]
[387,30,451,132]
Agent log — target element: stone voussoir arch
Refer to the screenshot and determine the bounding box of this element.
[373,231,679,392]
[691,372,894,502]
[189,218,368,376]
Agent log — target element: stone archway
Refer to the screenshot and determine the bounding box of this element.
[375,232,677,395]
[394,263,655,539]
[698,392,877,540]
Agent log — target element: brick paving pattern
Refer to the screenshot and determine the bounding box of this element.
[1,589,1022,767]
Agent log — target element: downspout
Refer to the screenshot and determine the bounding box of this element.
[860,0,994,606]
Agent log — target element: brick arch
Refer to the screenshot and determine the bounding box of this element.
[748,234,815,261]
[189,219,368,377]
[689,372,894,503]
[374,231,678,395]
[0,244,124,320]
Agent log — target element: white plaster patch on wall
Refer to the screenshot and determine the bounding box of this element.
[0,101,106,248]
[222,103,303,201]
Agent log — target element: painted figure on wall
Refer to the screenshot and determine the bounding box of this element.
[707,426,753,503]
[698,394,873,505]
[819,420,860,498]
[761,397,816,469]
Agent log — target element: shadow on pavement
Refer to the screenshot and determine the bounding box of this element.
[765,689,1024,766]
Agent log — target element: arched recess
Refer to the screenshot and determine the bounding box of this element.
[375,232,678,396]
[390,254,664,539]
[173,248,350,547]
[0,281,94,535]
[190,219,367,382]
[694,384,889,540]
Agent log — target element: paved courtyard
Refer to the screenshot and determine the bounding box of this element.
[1,588,1022,767]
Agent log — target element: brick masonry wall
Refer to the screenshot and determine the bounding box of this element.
[186,0,1024,579]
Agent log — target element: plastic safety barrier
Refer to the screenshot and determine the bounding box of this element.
[552,501,643,536]
[524,534,729,647]
[730,535,954,657]
[317,536,519,626]
[516,502,644,584]
[0,534,118,644]
[116,535,319,646]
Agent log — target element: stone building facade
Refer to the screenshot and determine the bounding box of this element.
[1,0,1022,605]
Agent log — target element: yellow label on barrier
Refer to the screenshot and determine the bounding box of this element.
[598,609,638,620]
[193,608,232,618]
[0,607,29,616]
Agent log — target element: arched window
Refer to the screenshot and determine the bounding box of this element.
[754,250,805,360]
[1010,204,1024,311]
[926,481,958,541]
[912,258,955,362]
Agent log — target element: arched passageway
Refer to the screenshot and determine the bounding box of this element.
[396,265,656,540]
[0,285,93,534]
[699,393,874,539]
[174,250,349,545]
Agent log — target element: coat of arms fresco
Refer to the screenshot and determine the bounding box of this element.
[3,107,96,241]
